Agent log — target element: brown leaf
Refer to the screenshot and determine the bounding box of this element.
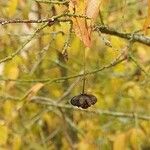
[69,0,102,47]
[143,0,150,34]
[69,0,92,47]
[85,0,102,20]
[73,18,92,47]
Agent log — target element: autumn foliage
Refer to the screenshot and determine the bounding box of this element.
[0,0,150,149]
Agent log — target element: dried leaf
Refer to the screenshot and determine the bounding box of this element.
[143,0,150,34]
[69,0,92,47]
[73,18,92,47]
[25,83,44,100]
[85,0,102,20]
[69,0,102,47]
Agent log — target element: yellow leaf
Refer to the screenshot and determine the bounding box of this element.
[12,134,21,150]
[19,0,31,19]
[0,125,8,145]
[7,0,18,17]
[140,121,150,135]
[4,63,19,80]
[3,100,13,118]
[42,113,59,131]
[4,62,19,90]
[110,36,125,49]
[122,82,142,99]
[129,128,145,150]
[55,23,70,49]
[113,133,127,150]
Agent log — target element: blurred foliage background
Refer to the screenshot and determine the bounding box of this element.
[0,0,150,149]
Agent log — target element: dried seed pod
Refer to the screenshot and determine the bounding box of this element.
[70,93,97,109]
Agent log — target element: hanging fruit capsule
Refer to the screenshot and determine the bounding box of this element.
[70,93,97,109]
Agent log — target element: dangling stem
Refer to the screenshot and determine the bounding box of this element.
[82,76,86,94]
[82,48,86,94]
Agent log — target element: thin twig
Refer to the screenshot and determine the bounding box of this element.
[0,23,48,64]
[129,53,149,76]
[0,13,90,25]
[31,98,150,121]
[82,48,86,94]
[34,0,69,5]
[62,20,73,61]
[0,53,126,83]
[1,94,149,121]
[57,77,81,102]
[0,18,54,25]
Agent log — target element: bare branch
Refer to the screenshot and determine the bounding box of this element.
[31,97,150,121]
[129,53,149,76]
[0,52,126,83]
[0,23,48,64]
[34,0,69,5]
[0,13,89,25]
[57,77,81,102]
[0,18,54,25]
[95,25,150,46]
[1,94,150,121]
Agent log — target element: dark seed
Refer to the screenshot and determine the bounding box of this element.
[70,93,97,109]
[70,95,81,107]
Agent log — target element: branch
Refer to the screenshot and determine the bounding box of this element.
[31,97,150,121]
[57,77,81,102]
[34,0,69,5]
[0,18,54,25]
[95,25,150,46]
[0,13,89,64]
[1,14,150,47]
[0,52,126,83]
[0,13,89,25]
[62,20,73,60]
[129,53,149,76]
[1,94,150,121]
[0,23,48,64]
